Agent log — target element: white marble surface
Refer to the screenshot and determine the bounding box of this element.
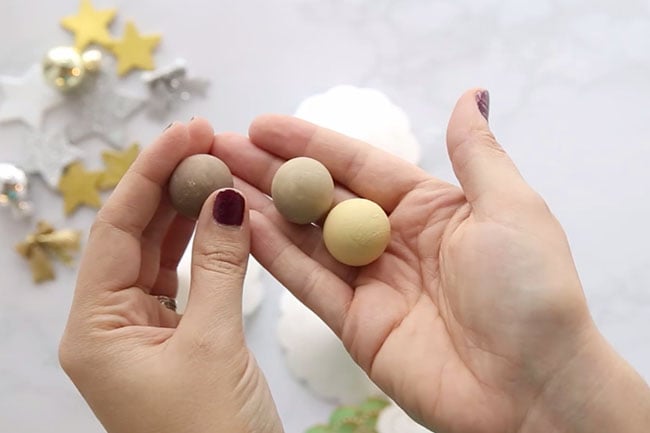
[1,1,650,432]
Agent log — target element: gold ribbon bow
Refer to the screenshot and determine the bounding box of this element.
[15,221,81,283]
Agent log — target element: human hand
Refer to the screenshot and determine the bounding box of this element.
[59,119,283,433]
[213,90,650,433]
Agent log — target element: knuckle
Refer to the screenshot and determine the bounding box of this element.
[88,217,108,238]
[58,337,85,377]
[304,266,327,296]
[452,128,507,171]
[58,342,74,375]
[194,244,246,277]
[471,128,505,156]
[521,190,550,212]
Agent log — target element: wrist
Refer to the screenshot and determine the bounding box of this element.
[520,326,650,433]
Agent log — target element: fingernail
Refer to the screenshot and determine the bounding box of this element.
[213,189,245,226]
[476,90,490,121]
[164,122,174,131]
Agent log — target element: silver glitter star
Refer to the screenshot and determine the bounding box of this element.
[22,131,83,189]
[0,64,64,128]
[142,59,209,118]
[66,72,145,149]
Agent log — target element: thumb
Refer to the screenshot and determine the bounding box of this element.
[446,89,535,215]
[178,188,249,340]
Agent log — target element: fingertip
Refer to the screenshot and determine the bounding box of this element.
[187,117,215,149]
[160,121,188,145]
[191,187,250,287]
[446,88,490,154]
[212,188,248,228]
[249,114,315,147]
[194,187,248,232]
[248,113,278,138]
[445,89,536,215]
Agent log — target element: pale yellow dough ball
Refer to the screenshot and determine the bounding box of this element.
[323,198,391,266]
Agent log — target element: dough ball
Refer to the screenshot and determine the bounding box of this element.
[323,198,390,267]
[271,157,334,224]
[169,154,233,219]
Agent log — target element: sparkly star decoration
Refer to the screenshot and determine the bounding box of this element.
[98,142,139,189]
[143,59,210,118]
[60,0,116,51]
[58,162,102,215]
[0,65,64,128]
[110,21,161,76]
[22,131,84,189]
[66,72,145,148]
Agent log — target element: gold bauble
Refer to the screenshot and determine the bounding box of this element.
[43,46,85,91]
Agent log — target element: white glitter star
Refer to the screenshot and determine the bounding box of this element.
[66,72,144,148]
[22,131,84,189]
[0,64,64,128]
[142,59,210,118]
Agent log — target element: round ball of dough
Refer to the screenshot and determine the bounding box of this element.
[169,154,233,219]
[323,198,390,267]
[271,157,334,224]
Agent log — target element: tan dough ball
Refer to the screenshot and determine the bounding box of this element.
[169,154,233,219]
[323,198,390,266]
[271,157,334,224]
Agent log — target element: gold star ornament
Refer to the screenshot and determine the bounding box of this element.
[15,221,81,283]
[98,143,139,189]
[61,0,116,51]
[58,162,103,215]
[110,21,161,76]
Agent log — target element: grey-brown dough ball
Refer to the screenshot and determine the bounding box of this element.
[271,157,334,224]
[169,154,233,219]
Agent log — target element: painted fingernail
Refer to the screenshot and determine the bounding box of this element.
[476,90,490,121]
[213,189,245,226]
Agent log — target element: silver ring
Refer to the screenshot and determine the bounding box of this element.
[156,295,177,312]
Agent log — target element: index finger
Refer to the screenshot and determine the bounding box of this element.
[248,114,437,212]
[77,119,215,293]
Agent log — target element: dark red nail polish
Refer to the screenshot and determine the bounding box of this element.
[213,189,244,226]
[476,90,490,121]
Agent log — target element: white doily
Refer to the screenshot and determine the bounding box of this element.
[277,291,381,403]
[294,85,421,164]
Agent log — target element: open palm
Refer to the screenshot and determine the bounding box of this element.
[213,90,594,433]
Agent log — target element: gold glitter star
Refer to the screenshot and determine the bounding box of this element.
[58,162,103,215]
[60,0,116,51]
[110,21,161,76]
[98,143,139,189]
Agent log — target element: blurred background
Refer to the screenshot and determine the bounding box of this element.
[1,0,649,432]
